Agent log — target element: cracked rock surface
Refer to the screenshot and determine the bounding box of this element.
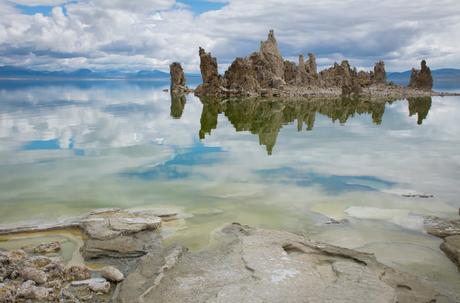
[139,223,441,303]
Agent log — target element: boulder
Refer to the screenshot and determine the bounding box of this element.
[408,60,433,91]
[16,280,52,301]
[139,223,440,303]
[65,265,91,281]
[4,249,26,262]
[80,208,161,240]
[440,235,460,270]
[20,267,47,284]
[100,266,124,282]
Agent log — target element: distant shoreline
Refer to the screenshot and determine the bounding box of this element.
[0,77,171,81]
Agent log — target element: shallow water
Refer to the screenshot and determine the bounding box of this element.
[0,80,460,292]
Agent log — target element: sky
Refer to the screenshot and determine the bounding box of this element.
[0,0,459,72]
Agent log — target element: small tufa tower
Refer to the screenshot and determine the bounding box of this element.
[408,60,433,91]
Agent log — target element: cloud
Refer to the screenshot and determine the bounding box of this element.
[0,0,459,72]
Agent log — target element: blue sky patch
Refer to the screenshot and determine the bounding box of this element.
[22,137,84,155]
[256,167,396,194]
[15,4,54,16]
[23,139,60,150]
[123,142,224,180]
[179,0,227,15]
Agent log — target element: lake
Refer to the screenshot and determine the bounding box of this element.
[0,79,459,292]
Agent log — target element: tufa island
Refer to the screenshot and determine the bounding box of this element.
[170,30,458,99]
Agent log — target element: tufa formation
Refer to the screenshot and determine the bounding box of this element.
[409,60,433,91]
[169,62,190,94]
[189,30,439,99]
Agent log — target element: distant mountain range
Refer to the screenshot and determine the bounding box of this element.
[0,66,200,80]
[388,68,460,86]
[0,65,458,85]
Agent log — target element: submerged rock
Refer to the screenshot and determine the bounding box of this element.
[409,60,433,91]
[33,241,61,254]
[138,223,440,303]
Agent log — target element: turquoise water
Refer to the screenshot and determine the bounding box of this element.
[0,80,460,291]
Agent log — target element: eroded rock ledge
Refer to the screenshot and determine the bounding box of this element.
[424,216,460,270]
[173,30,457,99]
[1,212,457,302]
[127,223,442,303]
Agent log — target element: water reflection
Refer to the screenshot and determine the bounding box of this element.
[408,97,432,125]
[170,93,187,119]
[191,97,431,155]
[1,81,460,293]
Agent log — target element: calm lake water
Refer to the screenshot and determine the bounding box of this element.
[1,79,460,292]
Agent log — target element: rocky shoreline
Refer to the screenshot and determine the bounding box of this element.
[169,30,460,100]
[1,208,460,302]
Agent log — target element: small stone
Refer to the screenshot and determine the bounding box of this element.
[21,267,48,284]
[33,241,61,254]
[88,279,111,294]
[65,265,91,281]
[100,266,124,282]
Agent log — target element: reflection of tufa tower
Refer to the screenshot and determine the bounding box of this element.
[170,93,186,119]
[408,97,432,125]
[196,97,396,155]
